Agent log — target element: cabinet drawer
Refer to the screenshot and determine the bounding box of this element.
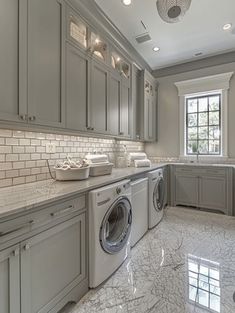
[175,166,227,177]
[0,195,86,245]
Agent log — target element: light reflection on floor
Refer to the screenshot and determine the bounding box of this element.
[71,207,235,313]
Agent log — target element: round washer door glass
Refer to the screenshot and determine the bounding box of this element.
[153,176,165,212]
[100,196,132,254]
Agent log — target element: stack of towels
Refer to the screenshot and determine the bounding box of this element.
[127,152,151,168]
[85,154,109,164]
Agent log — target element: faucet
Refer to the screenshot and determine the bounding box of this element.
[196,149,200,163]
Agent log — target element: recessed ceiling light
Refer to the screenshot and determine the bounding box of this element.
[223,23,232,30]
[122,0,132,6]
[153,46,160,52]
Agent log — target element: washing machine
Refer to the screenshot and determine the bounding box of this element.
[130,177,148,247]
[148,168,166,229]
[89,179,132,288]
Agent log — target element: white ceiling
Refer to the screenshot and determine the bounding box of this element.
[94,0,235,70]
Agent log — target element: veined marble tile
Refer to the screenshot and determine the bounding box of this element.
[71,207,235,313]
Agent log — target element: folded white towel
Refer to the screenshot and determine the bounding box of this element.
[128,152,147,161]
[85,154,108,163]
[134,159,151,168]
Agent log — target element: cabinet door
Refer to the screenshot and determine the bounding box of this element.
[90,60,108,133]
[144,88,156,142]
[175,174,198,206]
[0,0,27,122]
[27,0,65,127]
[0,245,20,313]
[66,43,89,131]
[21,214,86,313]
[120,80,130,137]
[199,176,227,213]
[108,73,120,135]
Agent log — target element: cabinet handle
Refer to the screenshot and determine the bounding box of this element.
[0,220,33,238]
[19,114,28,121]
[50,205,75,218]
[29,116,36,121]
[87,126,94,131]
[119,132,124,136]
[12,248,20,257]
[23,244,30,251]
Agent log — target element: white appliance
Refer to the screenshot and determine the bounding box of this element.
[130,178,148,247]
[89,180,132,288]
[148,168,166,229]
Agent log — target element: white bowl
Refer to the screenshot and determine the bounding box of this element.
[55,166,90,181]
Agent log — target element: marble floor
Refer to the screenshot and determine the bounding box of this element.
[71,207,235,313]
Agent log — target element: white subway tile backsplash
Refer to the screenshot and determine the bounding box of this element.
[6,138,19,146]
[6,154,19,162]
[0,146,12,154]
[0,129,144,188]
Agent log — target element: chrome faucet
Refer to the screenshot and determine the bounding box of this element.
[196,149,200,163]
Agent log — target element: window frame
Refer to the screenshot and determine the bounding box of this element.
[175,72,233,160]
[185,93,222,156]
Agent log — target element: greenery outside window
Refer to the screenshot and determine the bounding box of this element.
[186,93,221,155]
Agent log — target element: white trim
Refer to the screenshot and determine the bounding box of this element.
[175,72,233,96]
[175,72,233,158]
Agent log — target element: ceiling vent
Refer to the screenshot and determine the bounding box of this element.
[135,32,151,44]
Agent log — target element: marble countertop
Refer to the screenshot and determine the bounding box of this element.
[0,164,167,220]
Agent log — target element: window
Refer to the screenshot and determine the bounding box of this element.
[186,93,221,155]
[175,72,233,159]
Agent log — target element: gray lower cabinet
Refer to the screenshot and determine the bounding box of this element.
[0,195,88,313]
[21,214,86,313]
[90,60,108,134]
[108,73,120,136]
[27,0,65,127]
[172,166,233,215]
[66,43,89,131]
[0,245,20,313]
[199,175,227,213]
[175,174,198,207]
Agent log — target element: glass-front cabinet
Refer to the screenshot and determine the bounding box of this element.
[111,51,130,80]
[68,10,88,49]
[90,32,108,62]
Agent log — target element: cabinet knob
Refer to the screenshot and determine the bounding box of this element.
[119,132,124,136]
[19,114,28,121]
[12,248,20,257]
[29,116,36,121]
[23,244,30,251]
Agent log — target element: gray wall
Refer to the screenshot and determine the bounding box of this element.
[145,62,235,158]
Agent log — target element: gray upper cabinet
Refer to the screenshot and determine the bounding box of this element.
[132,65,141,140]
[0,245,20,313]
[120,79,131,138]
[27,0,65,127]
[0,0,27,123]
[66,43,89,131]
[21,213,86,313]
[90,60,108,134]
[108,73,120,136]
[140,70,157,142]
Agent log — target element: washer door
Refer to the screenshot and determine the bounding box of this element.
[153,176,165,212]
[100,196,132,254]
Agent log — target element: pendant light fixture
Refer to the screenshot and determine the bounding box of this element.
[156,0,192,23]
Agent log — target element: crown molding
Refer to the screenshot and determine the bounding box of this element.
[175,72,234,96]
[153,51,235,78]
